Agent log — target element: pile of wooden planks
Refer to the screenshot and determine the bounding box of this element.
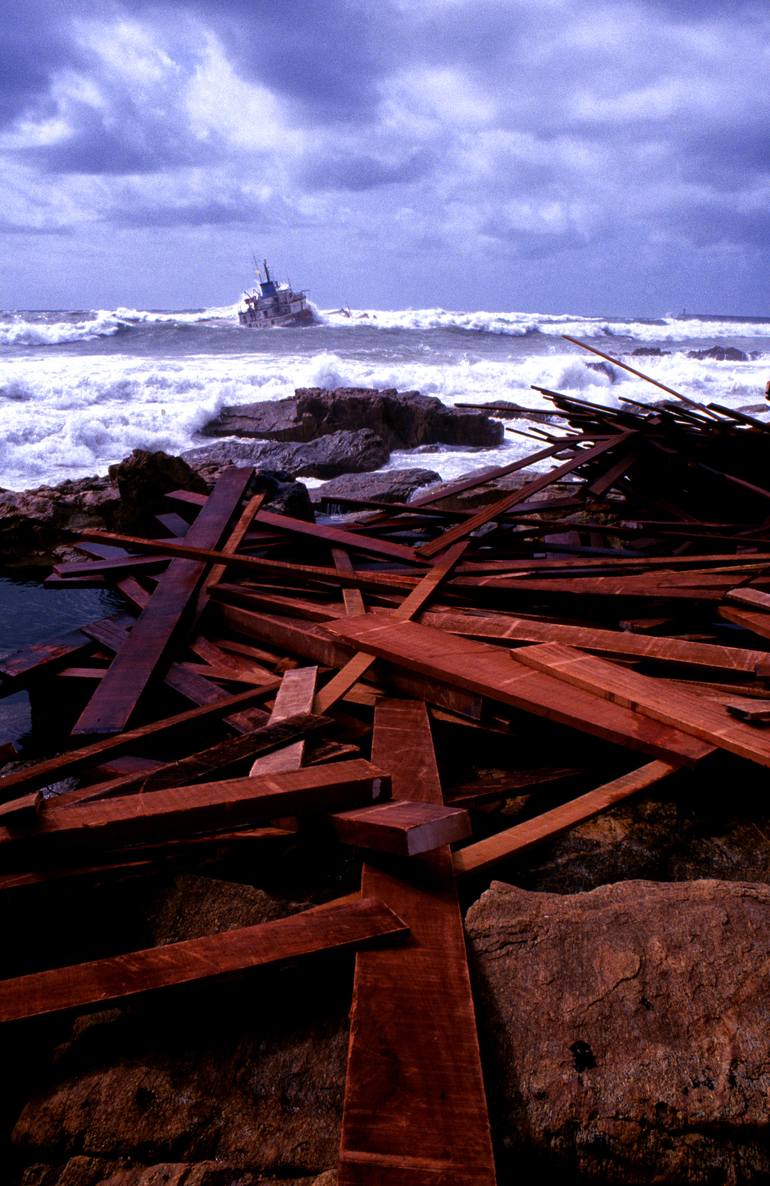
[4,388,770,1181]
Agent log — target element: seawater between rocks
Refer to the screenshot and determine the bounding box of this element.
[0,575,122,744]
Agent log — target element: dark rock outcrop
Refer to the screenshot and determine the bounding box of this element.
[466,878,770,1185]
[11,876,347,1184]
[182,429,389,480]
[687,346,749,362]
[108,451,207,533]
[311,467,440,506]
[201,387,503,450]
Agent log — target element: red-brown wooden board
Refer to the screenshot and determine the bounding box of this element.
[410,608,770,677]
[0,896,408,1024]
[73,468,254,735]
[325,617,712,765]
[454,761,676,876]
[330,799,471,856]
[0,758,390,860]
[338,699,496,1186]
[512,641,770,769]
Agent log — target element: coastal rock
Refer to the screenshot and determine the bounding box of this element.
[201,387,503,450]
[466,878,770,1185]
[687,346,748,362]
[311,467,440,506]
[0,478,117,568]
[19,1158,327,1185]
[108,451,207,532]
[12,875,347,1181]
[182,429,390,480]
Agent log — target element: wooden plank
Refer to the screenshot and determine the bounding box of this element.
[0,758,390,860]
[0,627,97,690]
[0,897,408,1024]
[338,699,496,1186]
[29,712,332,811]
[73,468,253,735]
[217,605,483,718]
[719,605,770,642]
[416,434,629,558]
[725,587,770,613]
[249,666,318,776]
[194,491,265,613]
[454,761,677,876]
[330,800,470,856]
[78,530,420,594]
[325,617,713,765]
[255,509,424,564]
[314,542,467,713]
[0,680,280,801]
[411,608,770,677]
[513,642,770,769]
[332,548,366,617]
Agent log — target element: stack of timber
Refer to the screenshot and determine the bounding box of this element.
[4,380,770,1182]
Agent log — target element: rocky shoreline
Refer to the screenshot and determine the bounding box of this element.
[3,387,770,1186]
[0,386,502,568]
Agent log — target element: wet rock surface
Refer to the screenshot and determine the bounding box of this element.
[466,877,770,1186]
[201,386,503,450]
[311,466,440,506]
[182,428,390,480]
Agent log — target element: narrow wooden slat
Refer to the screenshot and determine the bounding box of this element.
[513,642,770,768]
[325,617,712,765]
[725,586,770,612]
[217,605,483,718]
[411,608,770,677]
[454,761,676,876]
[416,434,628,558]
[255,509,424,564]
[0,897,408,1024]
[0,758,390,860]
[0,680,280,801]
[338,700,496,1186]
[73,468,254,735]
[332,548,366,617]
[249,666,318,776]
[719,604,770,642]
[314,543,466,713]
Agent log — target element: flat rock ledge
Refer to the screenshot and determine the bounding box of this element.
[201,386,503,451]
[466,877,770,1186]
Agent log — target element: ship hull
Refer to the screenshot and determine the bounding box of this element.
[238,306,316,329]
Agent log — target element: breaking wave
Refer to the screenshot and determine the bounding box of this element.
[320,306,770,342]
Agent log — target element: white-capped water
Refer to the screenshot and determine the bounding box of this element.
[1,304,768,490]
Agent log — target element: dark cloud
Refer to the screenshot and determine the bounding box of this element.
[0,6,75,127]
[301,148,435,191]
[0,0,768,312]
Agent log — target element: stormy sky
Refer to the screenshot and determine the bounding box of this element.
[1,0,768,314]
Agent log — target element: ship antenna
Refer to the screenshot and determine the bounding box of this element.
[263,259,272,283]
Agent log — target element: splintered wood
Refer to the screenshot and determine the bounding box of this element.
[4,388,770,1181]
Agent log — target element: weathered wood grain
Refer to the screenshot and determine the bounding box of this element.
[454,761,676,876]
[325,617,713,765]
[338,699,496,1186]
[0,896,408,1024]
[73,468,254,735]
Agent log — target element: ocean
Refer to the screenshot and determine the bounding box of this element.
[1,304,769,493]
[1,302,769,742]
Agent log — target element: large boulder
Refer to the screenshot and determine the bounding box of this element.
[201,387,503,450]
[0,479,118,567]
[466,878,770,1185]
[183,429,389,480]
